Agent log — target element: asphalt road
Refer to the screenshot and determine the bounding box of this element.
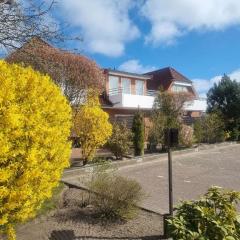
[118,144,240,214]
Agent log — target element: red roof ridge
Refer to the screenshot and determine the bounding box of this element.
[168,67,192,83]
[145,67,192,83]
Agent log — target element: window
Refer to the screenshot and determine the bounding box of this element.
[109,76,119,95]
[171,84,188,93]
[121,78,131,94]
[136,80,144,95]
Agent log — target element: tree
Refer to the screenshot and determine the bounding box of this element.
[151,90,191,147]
[7,37,105,105]
[74,94,112,165]
[207,74,240,134]
[147,113,165,151]
[106,122,133,160]
[153,90,191,129]
[132,111,145,156]
[0,60,72,240]
[194,112,225,143]
[0,0,67,52]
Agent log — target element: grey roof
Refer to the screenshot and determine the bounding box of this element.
[104,68,152,79]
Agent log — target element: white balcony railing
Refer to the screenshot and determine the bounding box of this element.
[108,87,155,109]
[108,87,156,96]
[184,99,207,112]
[107,87,207,111]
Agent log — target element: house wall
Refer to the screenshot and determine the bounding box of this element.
[103,69,206,122]
[106,73,147,95]
[103,107,151,139]
[103,108,139,121]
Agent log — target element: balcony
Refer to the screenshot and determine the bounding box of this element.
[107,88,207,112]
[108,87,156,109]
[184,98,207,112]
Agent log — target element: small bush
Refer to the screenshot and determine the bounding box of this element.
[148,113,166,151]
[88,164,144,220]
[74,93,112,164]
[147,127,159,152]
[106,122,133,159]
[132,111,145,156]
[167,187,240,239]
[193,119,203,144]
[179,125,194,147]
[231,126,240,141]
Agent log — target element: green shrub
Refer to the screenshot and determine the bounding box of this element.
[194,113,225,144]
[167,187,240,240]
[132,111,145,156]
[106,122,133,159]
[231,125,240,141]
[194,119,203,144]
[88,163,144,220]
[179,125,194,147]
[147,126,159,152]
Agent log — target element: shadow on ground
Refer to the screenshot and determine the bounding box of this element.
[49,230,166,240]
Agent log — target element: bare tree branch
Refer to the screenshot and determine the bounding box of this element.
[0,0,76,53]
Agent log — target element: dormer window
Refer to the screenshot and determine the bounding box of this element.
[172,84,188,93]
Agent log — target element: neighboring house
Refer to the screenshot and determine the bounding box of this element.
[102,68,207,126]
[146,67,207,119]
[6,38,206,127]
[100,69,154,126]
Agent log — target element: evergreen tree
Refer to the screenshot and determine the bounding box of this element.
[132,111,144,156]
[207,74,240,137]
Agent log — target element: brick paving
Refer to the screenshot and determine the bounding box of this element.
[118,144,240,213]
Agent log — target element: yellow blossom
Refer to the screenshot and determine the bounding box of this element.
[0,60,72,240]
[74,92,112,163]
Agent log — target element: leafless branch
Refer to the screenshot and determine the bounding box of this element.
[0,0,76,53]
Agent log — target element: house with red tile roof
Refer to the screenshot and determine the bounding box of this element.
[102,68,207,125]
[6,38,207,126]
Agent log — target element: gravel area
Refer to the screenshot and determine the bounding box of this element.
[12,188,164,240]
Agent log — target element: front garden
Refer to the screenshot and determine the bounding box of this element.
[1,56,240,240]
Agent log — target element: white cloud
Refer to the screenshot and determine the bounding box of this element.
[193,68,240,95]
[118,59,156,73]
[230,68,240,81]
[141,0,240,45]
[58,0,140,57]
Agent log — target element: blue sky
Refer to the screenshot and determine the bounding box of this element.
[18,1,240,96]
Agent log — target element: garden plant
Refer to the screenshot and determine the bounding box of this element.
[132,111,145,156]
[74,93,112,164]
[106,122,133,160]
[0,61,72,240]
[167,187,240,240]
[88,163,144,220]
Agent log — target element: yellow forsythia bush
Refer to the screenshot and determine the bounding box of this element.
[0,60,72,239]
[74,94,112,164]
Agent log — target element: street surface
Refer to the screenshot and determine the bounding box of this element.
[118,144,240,213]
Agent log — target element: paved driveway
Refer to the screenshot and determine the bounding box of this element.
[118,144,240,214]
